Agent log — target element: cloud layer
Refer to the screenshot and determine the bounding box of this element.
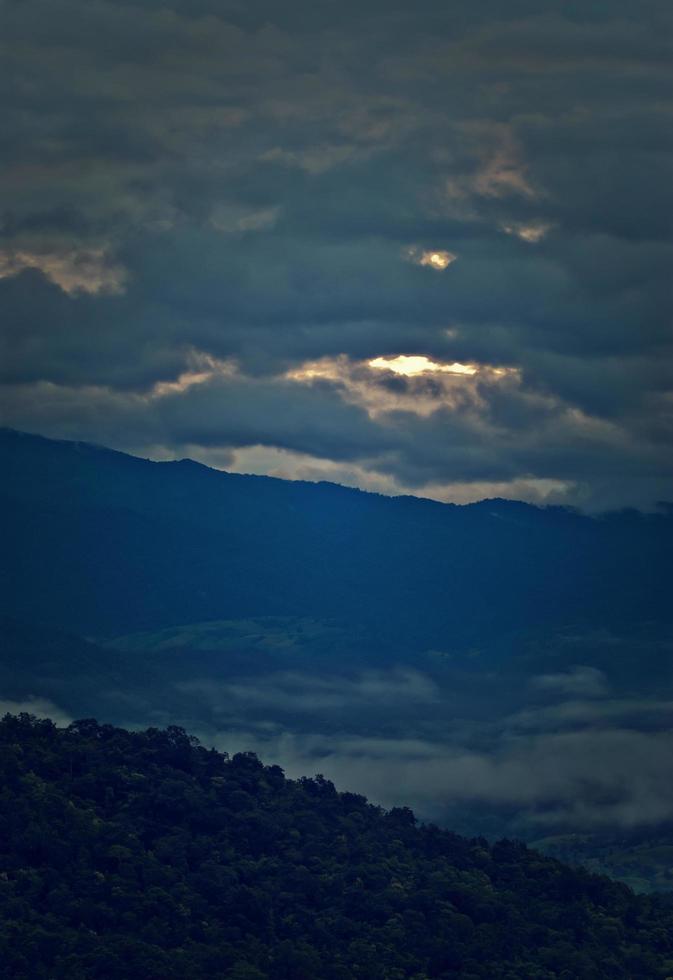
[183,661,673,832]
[1,0,671,507]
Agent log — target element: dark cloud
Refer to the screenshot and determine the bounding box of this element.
[1,0,671,507]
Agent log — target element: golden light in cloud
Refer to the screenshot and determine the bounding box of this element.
[284,354,518,421]
[368,355,477,376]
[421,250,455,270]
[405,245,457,270]
[215,446,571,509]
[151,370,214,398]
[285,358,345,382]
[0,247,127,294]
[150,354,236,399]
[501,222,551,243]
[469,123,539,200]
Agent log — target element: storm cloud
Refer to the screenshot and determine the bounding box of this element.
[1,0,671,508]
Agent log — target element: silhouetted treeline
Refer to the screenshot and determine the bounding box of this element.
[2,714,673,979]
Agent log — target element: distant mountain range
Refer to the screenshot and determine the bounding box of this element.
[2,427,671,643]
[2,428,673,893]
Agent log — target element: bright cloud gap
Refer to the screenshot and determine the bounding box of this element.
[406,246,457,270]
[368,355,477,376]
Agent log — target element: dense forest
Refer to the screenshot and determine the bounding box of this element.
[2,715,673,979]
[3,428,671,645]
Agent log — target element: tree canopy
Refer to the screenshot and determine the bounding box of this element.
[2,714,673,979]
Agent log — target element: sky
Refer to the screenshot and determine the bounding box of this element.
[1,0,671,511]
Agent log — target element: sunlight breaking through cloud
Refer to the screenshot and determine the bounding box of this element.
[284,354,522,422]
[0,0,670,512]
[406,246,457,270]
[368,355,477,376]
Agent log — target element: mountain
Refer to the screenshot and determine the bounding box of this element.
[2,427,671,643]
[3,713,673,980]
[2,428,673,893]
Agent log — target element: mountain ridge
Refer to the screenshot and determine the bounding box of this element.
[1,428,670,640]
[0,425,647,519]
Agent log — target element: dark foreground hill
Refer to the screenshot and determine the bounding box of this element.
[1,427,671,646]
[2,715,673,980]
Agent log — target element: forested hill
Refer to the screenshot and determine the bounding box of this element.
[1,427,671,645]
[2,715,673,980]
